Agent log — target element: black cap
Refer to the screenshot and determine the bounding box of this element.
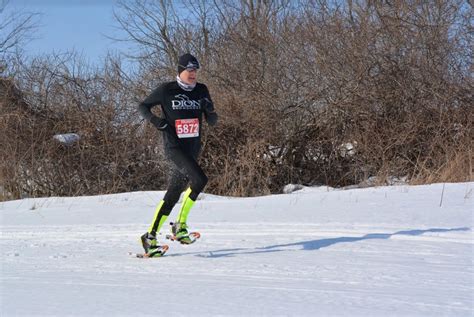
[178,53,200,74]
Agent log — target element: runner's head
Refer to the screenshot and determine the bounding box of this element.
[178,53,200,85]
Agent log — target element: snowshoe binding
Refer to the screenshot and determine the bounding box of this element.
[167,222,200,245]
[140,232,169,258]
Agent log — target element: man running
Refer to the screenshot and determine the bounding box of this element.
[138,53,217,257]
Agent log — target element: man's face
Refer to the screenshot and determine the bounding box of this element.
[180,68,198,85]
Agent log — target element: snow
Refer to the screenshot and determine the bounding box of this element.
[1,182,473,316]
[53,133,81,145]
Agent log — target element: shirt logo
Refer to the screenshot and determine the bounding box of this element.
[172,94,201,110]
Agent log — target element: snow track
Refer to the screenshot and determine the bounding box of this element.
[1,183,473,316]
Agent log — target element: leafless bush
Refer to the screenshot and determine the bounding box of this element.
[1,0,472,199]
[1,53,170,198]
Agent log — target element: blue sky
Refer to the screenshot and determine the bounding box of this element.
[9,0,126,65]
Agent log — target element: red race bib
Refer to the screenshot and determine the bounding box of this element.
[175,118,199,138]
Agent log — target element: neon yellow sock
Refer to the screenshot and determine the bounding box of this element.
[177,188,195,224]
[148,200,168,235]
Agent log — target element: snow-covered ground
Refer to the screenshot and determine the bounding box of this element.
[1,183,473,316]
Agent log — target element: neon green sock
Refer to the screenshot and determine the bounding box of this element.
[148,200,168,235]
[177,188,195,224]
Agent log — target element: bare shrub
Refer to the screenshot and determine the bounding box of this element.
[1,0,471,199]
[1,53,169,198]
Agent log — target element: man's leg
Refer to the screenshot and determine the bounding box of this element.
[167,148,208,225]
[148,169,188,236]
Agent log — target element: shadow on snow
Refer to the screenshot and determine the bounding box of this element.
[168,227,470,259]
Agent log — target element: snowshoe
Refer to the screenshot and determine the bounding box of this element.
[140,232,169,257]
[166,222,200,245]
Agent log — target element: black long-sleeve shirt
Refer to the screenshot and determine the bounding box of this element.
[138,81,217,158]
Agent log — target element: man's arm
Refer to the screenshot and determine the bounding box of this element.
[138,85,168,130]
[138,86,162,121]
[201,97,218,126]
[201,86,218,126]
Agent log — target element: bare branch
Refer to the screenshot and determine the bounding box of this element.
[0,2,40,56]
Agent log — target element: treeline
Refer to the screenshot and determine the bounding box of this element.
[1,0,472,200]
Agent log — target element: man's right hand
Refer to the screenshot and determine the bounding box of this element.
[150,116,169,131]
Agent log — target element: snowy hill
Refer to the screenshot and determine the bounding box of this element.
[1,183,473,316]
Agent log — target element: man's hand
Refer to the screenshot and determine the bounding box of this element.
[150,116,169,130]
[200,98,218,126]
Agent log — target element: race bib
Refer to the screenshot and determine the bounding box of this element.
[175,118,199,138]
